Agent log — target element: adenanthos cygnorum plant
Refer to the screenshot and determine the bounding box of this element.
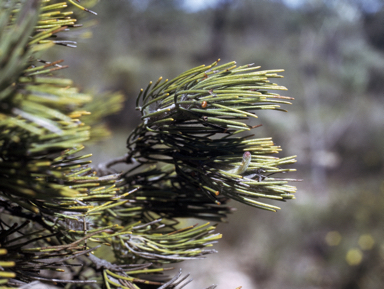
[0,1,299,288]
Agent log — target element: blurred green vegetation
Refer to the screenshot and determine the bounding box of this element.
[47,0,384,287]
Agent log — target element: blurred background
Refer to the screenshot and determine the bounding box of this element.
[49,0,384,287]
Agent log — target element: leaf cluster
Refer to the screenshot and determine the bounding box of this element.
[124,60,298,215]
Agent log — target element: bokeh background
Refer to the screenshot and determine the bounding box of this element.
[49,0,384,288]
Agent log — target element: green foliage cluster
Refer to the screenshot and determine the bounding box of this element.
[0,1,298,288]
[124,61,298,216]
